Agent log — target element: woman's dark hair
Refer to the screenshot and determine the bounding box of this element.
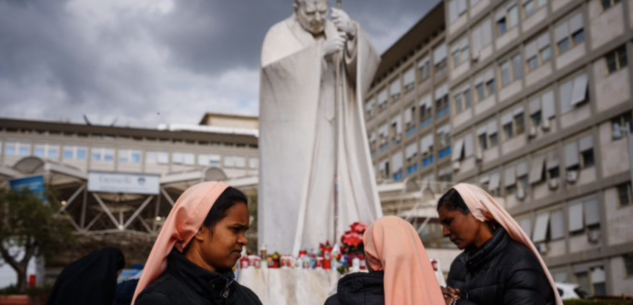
[437,188,470,215]
[202,187,248,230]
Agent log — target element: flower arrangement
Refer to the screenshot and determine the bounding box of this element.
[336,222,368,274]
[340,222,366,256]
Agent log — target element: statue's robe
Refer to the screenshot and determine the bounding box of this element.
[259,15,382,254]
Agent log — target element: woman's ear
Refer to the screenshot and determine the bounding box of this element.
[194,226,208,241]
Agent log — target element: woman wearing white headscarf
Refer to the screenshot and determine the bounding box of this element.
[133,182,261,305]
[437,183,562,305]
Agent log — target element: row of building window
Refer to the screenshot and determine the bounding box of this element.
[376,113,630,189]
[369,41,629,153]
[519,196,601,247]
[367,0,630,124]
[0,142,258,169]
[450,0,621,30]
[381,52,628,159]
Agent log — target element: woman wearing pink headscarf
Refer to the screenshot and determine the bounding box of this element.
[437,183,562,305]
[132,181,261,305]
[324,216,445,305]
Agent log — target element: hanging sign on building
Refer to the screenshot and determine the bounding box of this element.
[10,175,46,201]
[88,172,160,195]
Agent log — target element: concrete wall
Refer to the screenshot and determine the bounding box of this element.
[588,0,625,50]
[609,256,633,296]
[474,95,496,115]
[453,108,473,129]
[575,166,597,187]
[604,186,633,246]
[630,0,633,30]
[526,62,554,88]
[560,103,591,130]
[496,27,520,51]
[469,0,490,18]
[599,121,631,178]
[544,239,567,259]
[483,145,500,164]
[552,0,573,13]
[499,80,522,103]
[449,13,468,36]
[522,6,548,33]
[452,61,471,80]
[556,43,586,71]
[534,181,562,201]
[502,134,527,155]
[569,231,602,253]
[593,64,630,113]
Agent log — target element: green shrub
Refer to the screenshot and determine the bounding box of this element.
[563,299,633,305]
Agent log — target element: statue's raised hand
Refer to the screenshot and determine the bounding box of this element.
[322,31,347,60]
[331,8,356,39]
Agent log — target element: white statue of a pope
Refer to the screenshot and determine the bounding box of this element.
[258,0,382,255]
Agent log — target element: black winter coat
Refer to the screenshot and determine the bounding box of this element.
[447,228,556,305]
[324,272,385,305]
[136,250,262,305]
[47,247,125,305]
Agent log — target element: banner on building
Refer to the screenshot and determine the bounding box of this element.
[10,175,46,201]
[88,172,160,195]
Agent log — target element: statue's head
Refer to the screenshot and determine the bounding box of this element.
[294,0,328,35]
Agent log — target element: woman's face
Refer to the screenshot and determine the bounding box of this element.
[438,206,484,250]
[199,203,250,271]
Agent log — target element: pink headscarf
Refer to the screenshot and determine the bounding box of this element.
[452,183,563,305]
[132,181,229,304]
[363,216,445,305]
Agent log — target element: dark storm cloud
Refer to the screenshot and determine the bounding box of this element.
[154,0,439,74]
[0,0,440,126]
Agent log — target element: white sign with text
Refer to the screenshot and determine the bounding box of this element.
[88,172,160,195]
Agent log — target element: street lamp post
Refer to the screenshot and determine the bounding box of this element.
[613,122,633,197]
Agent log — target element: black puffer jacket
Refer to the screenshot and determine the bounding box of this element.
[324,272,385,305]
[136,250,261,305]
[447,228,555,305]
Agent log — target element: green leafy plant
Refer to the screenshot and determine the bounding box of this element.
[563,299,633,305]
[0,188,74,293]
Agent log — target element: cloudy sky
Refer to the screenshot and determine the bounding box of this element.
[0,0,440,128]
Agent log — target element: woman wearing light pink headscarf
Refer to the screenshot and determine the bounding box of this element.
[132,181,261,305]
[324,216,445,305]
[437,183,562,305]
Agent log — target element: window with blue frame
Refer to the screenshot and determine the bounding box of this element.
[421,117,434,129]
[439,147,452,159]
[391,120,402,146]
[406,126,418,138]
[34,145,45,158]
[393,171,405,182]
[63,147,74,160]
[76,148,87,160]
[436,94,450,120]
[380,144,388,153]
[131,151,142,164]
[422,155,435,168]
[19,145,30,156]
[4,143,16,156]
[407,164,419,175]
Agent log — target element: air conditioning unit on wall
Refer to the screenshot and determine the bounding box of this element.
[516,187,526,200]
[548,178,559,190]
[567,170,578,184]
[587,230,601,244]
[528,126,537,138]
